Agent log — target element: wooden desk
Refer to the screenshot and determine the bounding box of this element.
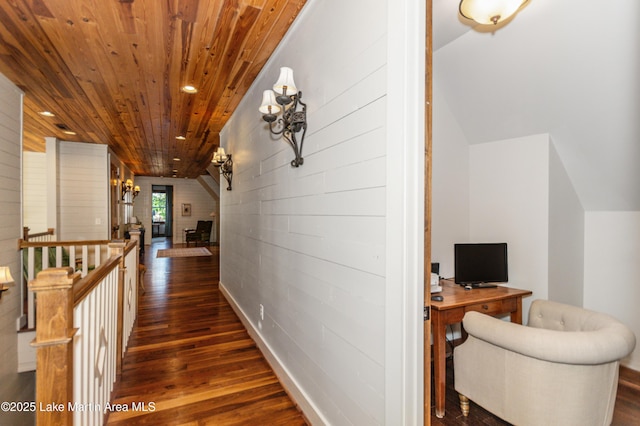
[431,279,532,418]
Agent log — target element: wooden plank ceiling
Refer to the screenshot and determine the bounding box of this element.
[0,0,306,178]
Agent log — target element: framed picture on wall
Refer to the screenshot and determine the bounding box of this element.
[182,203,191,216]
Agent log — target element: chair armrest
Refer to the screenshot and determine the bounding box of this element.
[462,311,636,365]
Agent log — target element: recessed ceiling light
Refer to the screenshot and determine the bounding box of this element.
[39,111,55,117]
[63,130,76,135]
[175,135,186,140]
[181,85,197,94]
[173,157,181,161]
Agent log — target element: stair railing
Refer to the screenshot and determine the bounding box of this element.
[18,238,111,329]
[22,226,55,242]
[29,238,140,426]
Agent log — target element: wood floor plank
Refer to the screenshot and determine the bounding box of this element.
[106,239,307,425]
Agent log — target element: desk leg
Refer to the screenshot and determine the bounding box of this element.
[432,311,446,418]
[510,297,523,324]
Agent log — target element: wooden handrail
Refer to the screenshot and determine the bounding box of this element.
[122,238,137,256]
[73,255,121,305]
[73,240,137,304]
[18,238,110,249]
[22,226,55,241]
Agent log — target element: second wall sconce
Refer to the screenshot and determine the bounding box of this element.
[121,179,140,201]
[212,147,233,191]
[259,67,307,167]
[0,266,14,300]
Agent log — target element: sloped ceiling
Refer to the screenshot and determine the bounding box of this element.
[433,0,640,211]
[432,0,473,50]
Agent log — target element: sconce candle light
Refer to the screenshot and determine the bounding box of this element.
[0,266,14,299]
[121,179,140,201]
[212,147,233,191]
[259,67,307,167]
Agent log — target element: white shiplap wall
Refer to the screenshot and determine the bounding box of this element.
[22,151,47,233]
[219,0,425,424]
[58,142,109,240]
[0,73,25,406]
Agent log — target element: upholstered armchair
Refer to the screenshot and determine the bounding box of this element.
[185,220,212,247]
[454,299,636,426]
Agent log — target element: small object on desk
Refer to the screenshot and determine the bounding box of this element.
[431,295,444,301]
[464,285,472,290]
[430,272,443,293]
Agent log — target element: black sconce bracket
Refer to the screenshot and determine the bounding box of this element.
[214,155,233,191]
[263,91,307,167]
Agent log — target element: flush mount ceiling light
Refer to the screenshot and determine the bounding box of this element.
[38,111,55,117]
[181,85,198,94]
[55,122,76,136]
[459,0,528,25]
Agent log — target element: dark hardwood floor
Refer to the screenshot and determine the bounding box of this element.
[106,239,308,425]
[429,357,510,426]
[107,238,640,425]
[613,366,640,426]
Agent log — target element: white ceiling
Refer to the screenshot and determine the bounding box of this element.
[432,0,640,211]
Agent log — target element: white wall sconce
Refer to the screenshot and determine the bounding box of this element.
[121,179,141,200]
[212,147,233,191]
[459,0,528,25]
[0,266,14,299]
[259,67,307,167]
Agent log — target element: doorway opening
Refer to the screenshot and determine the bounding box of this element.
[151,185,173,238]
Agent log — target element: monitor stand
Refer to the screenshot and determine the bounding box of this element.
[470,282,498,289]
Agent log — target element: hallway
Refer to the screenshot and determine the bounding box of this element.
[106,239,307,425]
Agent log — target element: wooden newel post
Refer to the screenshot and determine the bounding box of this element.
[29,267,81,426]
[127,229,141,254]
[109,241,126,375]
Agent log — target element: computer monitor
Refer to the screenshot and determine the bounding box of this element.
[454,243,508,285]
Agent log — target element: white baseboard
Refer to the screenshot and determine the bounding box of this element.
[17,330,36,372]
[219,282,327,426]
